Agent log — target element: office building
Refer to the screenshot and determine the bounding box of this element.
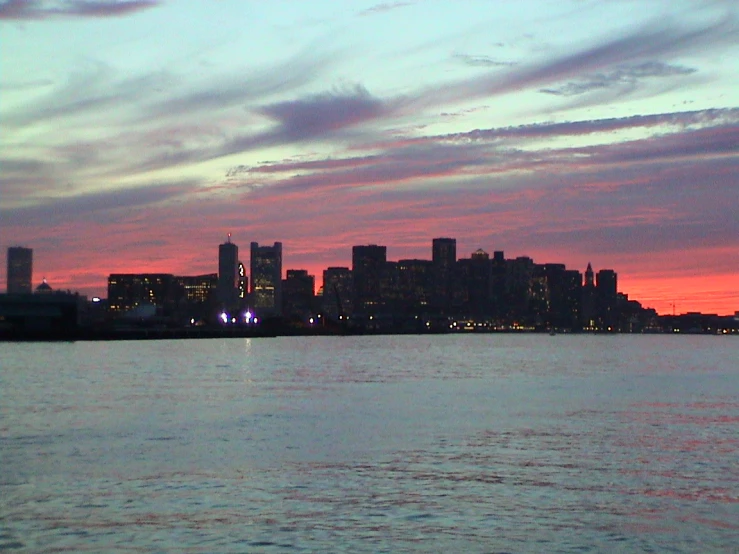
[597,269,618,330]
[398,259,433,312]
[217,236,239,308]
[250,242,282,315]
[238,262,247,300]
[432,238,456,310]
[176,273,217,304]
[7,247,33,294]
[352,245,386,314]
[282,269,315,319]
[322,267,353,319]
[107,273,179,314]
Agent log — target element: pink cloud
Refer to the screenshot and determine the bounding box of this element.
[0,0,160,20]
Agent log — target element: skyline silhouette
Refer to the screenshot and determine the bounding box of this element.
[1,1,737,315]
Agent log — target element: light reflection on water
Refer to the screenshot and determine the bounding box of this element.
[1,335,738,552]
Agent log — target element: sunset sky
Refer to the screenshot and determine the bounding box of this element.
[1,0,738,315]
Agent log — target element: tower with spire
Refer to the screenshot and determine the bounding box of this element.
[582,262,596,330]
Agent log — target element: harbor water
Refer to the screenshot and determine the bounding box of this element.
[1,335,738,552]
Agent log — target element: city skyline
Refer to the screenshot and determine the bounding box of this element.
[1,1,737,315]
[5,237,735,318]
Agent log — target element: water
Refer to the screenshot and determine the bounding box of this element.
[1,335,738,552]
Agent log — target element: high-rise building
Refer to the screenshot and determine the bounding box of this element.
[238,262,247,300]
[282,269,315,319]
[456,249,492,316]
[107,273,179,314]
[398,259,433,312]
[250,242,282,315]
[7,246,33,294]
[176,273,217,304]
[432,238,456,311]
[352,245,386,314]
[217,235,239,308]
[322,267,353,319]
[597,269,618,330]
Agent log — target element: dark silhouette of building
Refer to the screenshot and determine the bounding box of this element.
[174,273,218,323]
[455,249,493,316]
[0,291,84,336]
[282,269,315,319]
[398,259,433,313]
[432,238,456,311]
[238,262,247,301]
[533,264,582,329]
[581,263,596,330]
[490,251,506,318]
[217,236,239,308]
[352,245,386,314]
[322,267,353,320]
[505,256,535,322]
[597,269,618,330]
[250,241,283,316]
[176,273,217,304]
[35,278,53,294]
[107,273,180,315]
[7,246,33,294]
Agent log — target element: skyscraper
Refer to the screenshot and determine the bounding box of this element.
[352,244,386,314]
[581,263,596,330]
[432,238,456,311]
[596,269,618,330]
[217,235,239,308]
[322,267,353,319]
[282,269,315,319]
[250,242,282,315]
[7,247,33,294]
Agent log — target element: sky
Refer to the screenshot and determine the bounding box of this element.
[1,0,738,315]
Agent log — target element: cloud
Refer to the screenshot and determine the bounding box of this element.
[140,45,339,121]
[452,53,517,68]
[0,0,160,20]
[415,13,738,108]
[257,85,392,141]
[2,62,174,128]
[540,61,697,96]
[358,2,413,17]
[438,108,739,142]
[0,179,200,225]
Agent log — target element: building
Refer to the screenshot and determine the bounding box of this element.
[0,292,84,336]
[7,247,33,294]
[217,236,239,308]
[176,273,217,304]
[282,269,315,319]
[596,269,618,330]
[581,263,597,330]
[398,259,433,313]
[107,273,180,315]
[504,256,535,322]
[250,241,283,316]
[352,245,386,314]
[322,267,353,320]
[432,238,456,311]
[455,249,493,316]
[238,262,247,301]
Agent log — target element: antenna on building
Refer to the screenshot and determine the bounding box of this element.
[227,233,232,243]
